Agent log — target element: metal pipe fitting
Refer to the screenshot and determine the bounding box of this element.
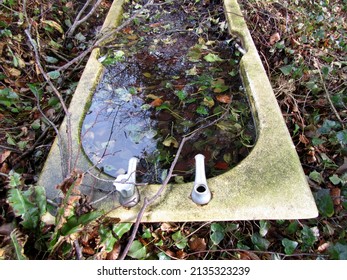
[113,157,139,207]
[191,154,211,205]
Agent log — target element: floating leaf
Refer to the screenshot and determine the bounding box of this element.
[162,135,179,148]
[203,53,223,62]
[143,72,152,78]
[214,161,229,170]
[150,98,163,107]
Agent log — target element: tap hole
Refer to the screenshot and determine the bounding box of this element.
[196,185,207,193]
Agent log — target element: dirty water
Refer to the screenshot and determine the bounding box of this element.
[81,0,256,183]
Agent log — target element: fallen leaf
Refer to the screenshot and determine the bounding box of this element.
[299,134,310,145]
[318,242,330,252]
[9,68,21,77]
[106,242,121,260]
[143,72,152,78]
[330,188,341,205]
[189,235,207,252]
[216,94,231,104]
[239,251,260,260]
[214,161,229,170]
[269,32,281,45]
[0,150,11,164]
[176,250,187,259]
[150,98,163,107]
[122,27,133,34]
[160,222,179,232]
[162,136,179,148]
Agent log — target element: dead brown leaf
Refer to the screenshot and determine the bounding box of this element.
[189,235,207,252]
[0,150,11,164]
[106,242,121,260]
[216,94,231,104]
[330,187,341,205]
[150,98,163,107]
[239,250,260,260]
[160,222,179,232]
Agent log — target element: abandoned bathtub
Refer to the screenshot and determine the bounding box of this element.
[38,0,318,222]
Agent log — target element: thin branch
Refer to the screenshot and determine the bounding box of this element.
[314,58,345,129]
[67,0,103,38]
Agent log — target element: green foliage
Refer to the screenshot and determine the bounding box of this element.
[281,238,298,255]
[128,240,147,259]
[10,230,28,260]
[172,230,188,249]
[210,223,225,245]
[7,186,47,230]
[314,189,334,217]
[300,225,319,251]
[251,232,270,251]
[99,223,132,252]
[328,242,347,260]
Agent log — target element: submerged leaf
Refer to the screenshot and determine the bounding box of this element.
[203,53,223,62]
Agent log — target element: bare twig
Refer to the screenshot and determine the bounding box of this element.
[74,239,83,260]
[67,0,103,38]
[314,58,345,129]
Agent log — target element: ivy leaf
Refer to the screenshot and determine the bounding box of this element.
[300,225,319,251]
[172,230,188,249]
[314,189,334,217]
[282,238,298,255]
[128,240,147,259]
[251,232,270,251]
[279,65,293,76]
[259,220,270,237]
[210,223,225,245]
[328,242,347,260]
